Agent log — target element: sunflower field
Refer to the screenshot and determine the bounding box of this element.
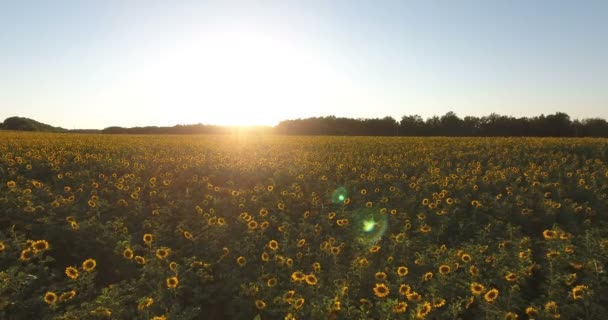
[1,131,607,320]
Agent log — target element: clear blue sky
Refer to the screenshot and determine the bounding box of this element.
[1,0,607,129]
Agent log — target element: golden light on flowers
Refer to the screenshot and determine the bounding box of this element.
[32,240,49,252]
[135,255,146,265]
[525,306,539,318]
[438,264,451,275]
[138,297,154,310]
[236,256,246,267]
[19,248,34,261]
[484,288,499,303]
[373,283,390,298]
[143,233,154,246]
[571,285,588,300]
[398,284,411,296]
[155,247,171,259]
[65,266,79,279]
[470,282,486,295]
[374,271,387,281]
[305,274,318,285]
[58,290,76,302]
[123,248,134,259]
[268,240,279,250]
[82,258,97,272]
[166,276,179,288]
[396,266,409,277]
[393,301,407,313]
[43,291,57,305]
[505,272,518,282]
[416,301,432,318]
[543,229,558,240]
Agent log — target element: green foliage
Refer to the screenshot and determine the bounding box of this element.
[0,132,607,319]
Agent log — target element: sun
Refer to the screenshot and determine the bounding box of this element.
[128,25,346,127]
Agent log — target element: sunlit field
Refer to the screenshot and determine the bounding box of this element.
[1,131,607,320]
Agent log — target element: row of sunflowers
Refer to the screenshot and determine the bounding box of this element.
[1,131,607,319]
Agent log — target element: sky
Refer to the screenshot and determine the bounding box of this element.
[1,0,607,129]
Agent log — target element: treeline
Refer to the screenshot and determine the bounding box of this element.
[3,112,608,137]
[101,124,273,135]
[275,112,608,137]
[0,116,68,133]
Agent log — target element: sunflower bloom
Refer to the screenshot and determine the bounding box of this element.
[82,258,96,272]
[166,276,179,289]
[373,283,390,298]
[44,291,58,305]
[484,288,499,303]
[65,266,79,279]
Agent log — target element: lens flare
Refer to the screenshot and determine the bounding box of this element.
[331,186,349,204]
[351,207,388,245]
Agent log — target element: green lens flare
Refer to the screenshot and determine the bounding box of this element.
[362,219,376,232]
[351,207,388,246]
[331,186,349,204]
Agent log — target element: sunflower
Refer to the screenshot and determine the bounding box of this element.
[369,245,381,253]
[461,253,472,263]
[183,231,193,240]
[505,272,518,282]
[373,283,390,298]
[393,301,407,314]
[291,271,305,282]
[58,290,76,302]
[82,258,96,272]
[32,240,49,252]
[137,297,154,310]
[123,248,134,259]
[0,241,5,252]
[398,284,411,296]
[151,316,167,320]
[297,239,306,247]
[543,230,558,240]
[135,255,146,265]
[143,233,153,246]
[43,291,57,305]
[470,282,486,295]
[255,299,266,310]
[294,297,305,309]
[416,301,432,318]
[525,306,539,318]
[484,288,499,303]
[433,297,446,308]
[19,248,35,261]
[469,265,479,276]
[166,276,179,289]
[155,247,170,259]
[267,278,277,287]
[375,272,387,281]
[396,266,409,277]
[423,272,433,281]
[312,262,321,273]
[247,220,258,229]
[420,225,432,233]
[236,256,246,267]
[546,251,560,259]
[261,252,270,262]
[305,274,318,285]
[504,311,518,320]
[169,261,178,273]
[438,265,451,275]
[65,266,79,279]
[571,285,588,300]
[268,240,279,250]
[545,301,558,312]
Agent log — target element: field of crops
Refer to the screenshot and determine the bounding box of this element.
[1,132,607,320]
